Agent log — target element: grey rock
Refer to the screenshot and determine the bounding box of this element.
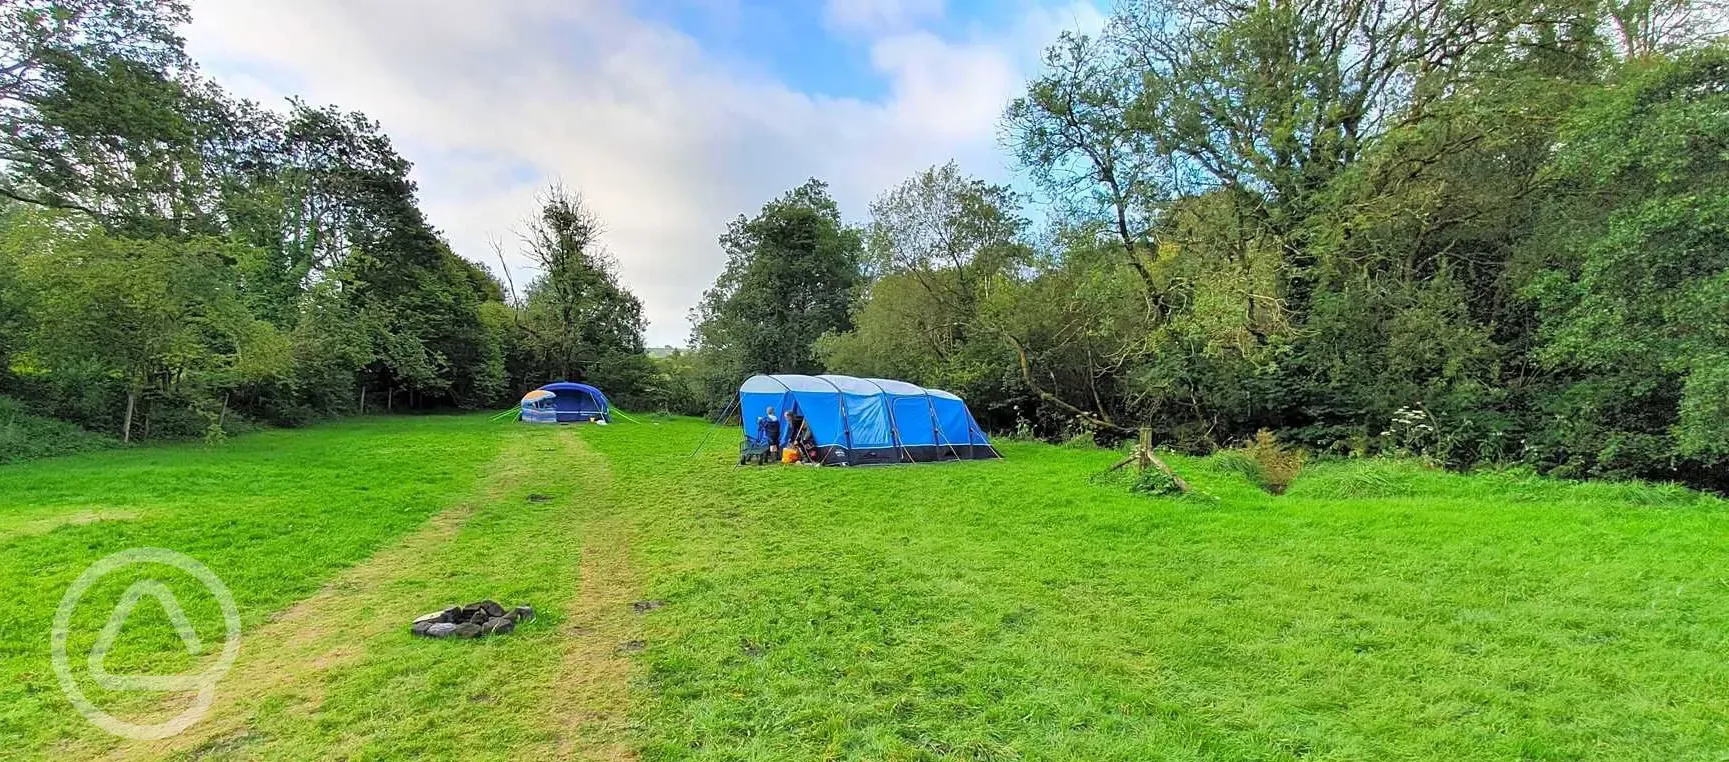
[617,639,646,653]
[413,601,532,638]
[631,600,665,613]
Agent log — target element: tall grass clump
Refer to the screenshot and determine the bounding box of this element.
[1288,458,1431,500]
[1215,429,1306,495]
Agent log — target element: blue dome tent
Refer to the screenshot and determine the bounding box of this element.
[520,381,611,424]
[738,374,999,465]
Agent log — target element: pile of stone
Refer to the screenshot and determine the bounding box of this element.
[410,600,534,639]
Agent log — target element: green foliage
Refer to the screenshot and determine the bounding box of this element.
[1521,48,1729,482]
[1208,448,1265,483]
[690,179,862,381]
[635,349,731,417]
[0,0,201,229]
[1127,464,1184,496]
[806,4,1729,491]
[6,0,1727,497]
[1,207,281,439]
[1059,429,1096,449]
[510,187,645,388]
[0,394,114,463]
[817,163,1035,430]
[0,7,658,445]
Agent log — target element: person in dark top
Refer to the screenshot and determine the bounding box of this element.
[784,408,814,464]
[795,425,818,464]
[760,406,782,459]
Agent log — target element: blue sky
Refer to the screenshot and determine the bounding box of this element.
[638,0,1096,100]
[186,0,1102,345]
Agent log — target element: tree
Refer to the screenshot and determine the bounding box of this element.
[3,208,262,440]
[1603,0,1729,57]
[0,208,23,374]
[820,163,1031,424]
[1522,48,1729,481]
[0,0,218,232]
[690,179,862,378]
[1004,33,1168,299]
[512,186,645,383]
[993,0,1619,453]
[863,161,1027,313]
[0,3,613,441]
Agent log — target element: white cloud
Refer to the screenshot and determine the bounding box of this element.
[185,0,1092,345]
[825,0,945,33]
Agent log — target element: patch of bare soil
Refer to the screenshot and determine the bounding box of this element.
[4,509,140,539]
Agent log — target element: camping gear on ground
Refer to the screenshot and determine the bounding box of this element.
[782,446,800,464]
[739,434,773,465]
[735,375,1000,465]
[519,381,611,424]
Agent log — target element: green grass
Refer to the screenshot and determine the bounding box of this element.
[0,415,508,753]
[149,424,625,759]
[4,414,1728,760]
[593,421,1729,760]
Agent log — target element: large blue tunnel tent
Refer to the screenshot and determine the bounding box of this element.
[520,381,611,423]
[739,374,999,465]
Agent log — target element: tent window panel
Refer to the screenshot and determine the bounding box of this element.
[892,398,939,446]
[841,394,894,449]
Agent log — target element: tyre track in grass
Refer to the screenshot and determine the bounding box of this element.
[549,510,641,761]
[77,424,644,761]
[84,428,546,761]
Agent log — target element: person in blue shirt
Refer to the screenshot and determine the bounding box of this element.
[759,407,782,460]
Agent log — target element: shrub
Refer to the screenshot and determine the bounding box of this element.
[1128,466,1184,496]
[0,395,117,464]
[1060,430,1097,449]
[1089,459,1189,498]
[1239,429,1306,495]
[1209,450,1262,482]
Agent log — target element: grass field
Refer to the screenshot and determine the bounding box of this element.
[3,415,1727,760]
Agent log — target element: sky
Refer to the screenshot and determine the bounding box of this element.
[184,0,1104,346]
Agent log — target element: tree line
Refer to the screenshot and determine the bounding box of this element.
[4,0,1726,490]
[678,0,1729,489]
[0,0,648,444]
